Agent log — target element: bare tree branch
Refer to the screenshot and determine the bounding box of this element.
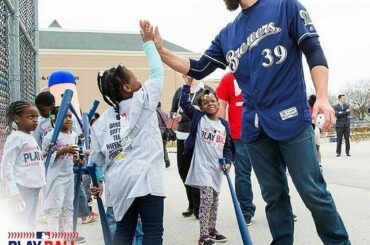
[344,79,370,120]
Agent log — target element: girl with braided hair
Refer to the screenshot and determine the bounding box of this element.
[1,101,45,230]
[89,20,165,244]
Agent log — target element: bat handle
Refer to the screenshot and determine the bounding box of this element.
[73,165,82,232]
[87,163,113,245]
[219,157,228,174]
[220,158,253,245]
[87,100,100,121]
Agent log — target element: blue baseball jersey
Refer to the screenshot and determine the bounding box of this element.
[204,0,318,143]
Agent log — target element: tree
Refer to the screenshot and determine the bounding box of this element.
[328,92,338,107]
[344,79,370,120]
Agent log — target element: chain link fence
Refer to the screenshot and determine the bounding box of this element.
[0,0,11,166]
[19,0,35,42]
[0,0,38,169]
[20,29,37,102]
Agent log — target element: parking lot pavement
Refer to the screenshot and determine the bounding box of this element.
[32,140,370,244]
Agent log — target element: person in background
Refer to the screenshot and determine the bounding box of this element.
[334,94,351,157]
[156,102,171,168]
[33,91,55,225]
[308,95,322,171]
[33,91,55,147]
[216,72,256,225]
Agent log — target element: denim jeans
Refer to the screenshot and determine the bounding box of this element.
[245,127,350,245]
[106,207,143,245]
[77,183,90,218]
[106,207,117,238]
[233,139,256,218]
[133,217,143,245]
[113,195,163,245]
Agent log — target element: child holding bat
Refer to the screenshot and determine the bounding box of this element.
[42,107,82,232]
[180,76,234,245]
[89,20,165,244]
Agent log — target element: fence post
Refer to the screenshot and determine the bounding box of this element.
[8,0,20,102]
[34,0,39,94]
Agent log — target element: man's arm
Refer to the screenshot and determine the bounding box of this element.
[153,27,190,74]
[345,104,351,115]
[153,26,220,79]
[217,99,228,119]
[158,47,191,74]
[311,66,335,131]
[299,37,333,131]
[334,104,341,118]
[216,73,234,119]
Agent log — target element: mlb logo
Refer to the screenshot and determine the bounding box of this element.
[36,231,51,239]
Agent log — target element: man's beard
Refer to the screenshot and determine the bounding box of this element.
[224,0,240,11]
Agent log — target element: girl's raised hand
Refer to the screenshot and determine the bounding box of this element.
[139,20,154,42]
[182,75,193,86]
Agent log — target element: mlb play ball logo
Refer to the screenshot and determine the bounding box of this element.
[36,232,51,239]
[8,231,78,244]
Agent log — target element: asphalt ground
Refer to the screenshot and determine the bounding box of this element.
[1,140,369,244]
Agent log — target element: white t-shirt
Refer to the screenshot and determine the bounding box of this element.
[32,116,53,147]
[89,80,166,221]
[185,116,226,193]
[42,130,77,210]
[33,115,81,148]
[1,131,46,195]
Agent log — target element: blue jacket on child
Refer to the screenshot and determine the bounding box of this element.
[180,85,235,163]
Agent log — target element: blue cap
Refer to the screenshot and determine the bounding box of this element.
[48,70,76,87]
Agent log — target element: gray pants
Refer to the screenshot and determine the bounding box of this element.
[17,184,41,230]
[82,174,92,202]
[47,208,74,232]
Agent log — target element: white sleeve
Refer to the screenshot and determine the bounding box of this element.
[41,132,51,151]
[1,135,21,196]
[32,125,42,147]
[89,127,105,167]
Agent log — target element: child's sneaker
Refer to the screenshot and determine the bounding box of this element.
[209,229,227,243]
[68,236,85,244]
[245,216,252,226]
[82,211,99,224]
[198,235,215,245]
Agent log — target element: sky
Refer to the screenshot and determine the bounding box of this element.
[38,0,370,94]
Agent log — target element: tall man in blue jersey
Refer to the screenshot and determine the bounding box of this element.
[147,0,350,244]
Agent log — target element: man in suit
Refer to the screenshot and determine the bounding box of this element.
[334,94,351,156]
